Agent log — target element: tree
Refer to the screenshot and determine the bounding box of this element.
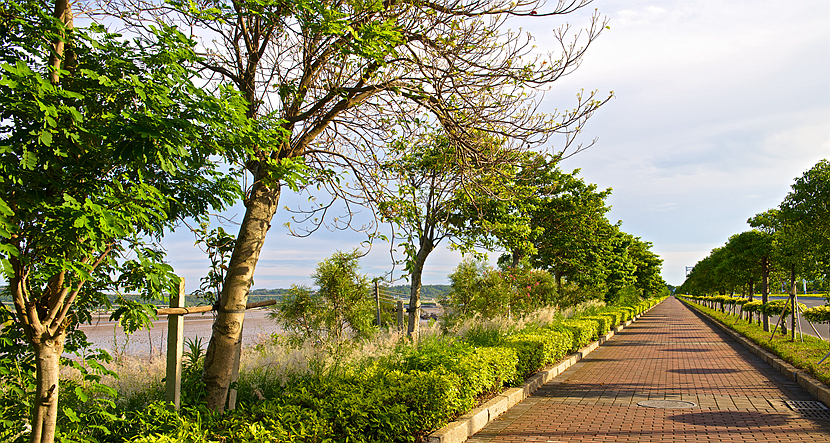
[111,0,613,409]
[628,236,665,298]
[272,250,373,346]
[779,159,830,278]
[600,228,638,303]
[376,130,512,338]
[530,168,614,291]
[0,2,240,441]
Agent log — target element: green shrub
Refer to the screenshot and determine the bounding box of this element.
[556,319,599,351]
[580,315,612,335]
[504,327,572,378]
[743,300,763,313]
[804,305,830,323]
[396,338,519,407]
[763,300,807,316]
[270,250,374,345]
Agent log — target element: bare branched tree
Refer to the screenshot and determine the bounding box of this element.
[98,0,610,410]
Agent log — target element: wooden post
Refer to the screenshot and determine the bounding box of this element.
[397,300,404,332]
[165,278,185,409]
[374,281,381,327]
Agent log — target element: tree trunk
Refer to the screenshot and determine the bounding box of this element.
[407,262,423,340]
[202,181,280,411]
[510,248,523,269]
[30,332,65,443]
[407,237,433,341]
[761,256,770,332]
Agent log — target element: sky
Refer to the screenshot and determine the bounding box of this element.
[160,0,830,292]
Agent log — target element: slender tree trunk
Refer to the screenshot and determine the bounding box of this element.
[203,181,280,411]
[407,237,433,341]
[408,262,423,340]
[761,256,770,332]
[30,332,65,443]
[48,0,72,84]
[30,1,73,436]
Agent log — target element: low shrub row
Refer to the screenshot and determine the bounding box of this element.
[60,297,666,443]
[683,294,818,321]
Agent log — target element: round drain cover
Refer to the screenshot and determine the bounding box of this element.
[637,400,697,409]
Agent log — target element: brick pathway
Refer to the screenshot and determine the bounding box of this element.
[468,296,830,442]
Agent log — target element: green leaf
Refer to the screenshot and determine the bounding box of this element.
[74,386,89,402]
[38,130,53,146]
[63,407,80,423]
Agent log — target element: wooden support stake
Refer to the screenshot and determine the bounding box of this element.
[165,278,185,409]
[397,300,404,332]
[374,281,381,327]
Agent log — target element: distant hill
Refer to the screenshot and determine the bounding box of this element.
[251,284,452,300]
[0,285,450,309]
[249,288,292,296]
[381,285,451,300]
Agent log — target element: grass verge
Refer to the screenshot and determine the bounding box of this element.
[679,296,830,386]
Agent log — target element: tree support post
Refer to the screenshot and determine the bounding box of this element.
[374,281,381,327]
[165,278,185,409]
[397,300,404,331]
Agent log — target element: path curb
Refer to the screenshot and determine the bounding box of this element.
[681,298,830,408]
[427,303,661,443]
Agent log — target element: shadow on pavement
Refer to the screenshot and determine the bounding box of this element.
[660,348,712,352]
[666,410,794,427]
[668,368,741,374]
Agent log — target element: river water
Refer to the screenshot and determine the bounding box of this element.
[77,308,282,359]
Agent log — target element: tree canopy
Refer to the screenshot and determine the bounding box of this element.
[0,1,243,441]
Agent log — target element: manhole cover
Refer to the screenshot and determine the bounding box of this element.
[637,400,697,409]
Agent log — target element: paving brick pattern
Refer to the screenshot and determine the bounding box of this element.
[467,296,830,442]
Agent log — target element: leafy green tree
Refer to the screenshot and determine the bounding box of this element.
[724,229,775,329]
[601,228,638,303]
[444,257,510,322]
[272,250,373,345]
[628,236,665,298]
[377,130,514,338]
[443,256,558,323]
[779,159,830,278]
[458,152,549,269]
[527,166,614,290]
[0,2,241,441]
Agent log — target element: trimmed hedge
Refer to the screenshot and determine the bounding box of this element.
[504,327,573,378]
[556,319,600,350]
[580,315,612,335]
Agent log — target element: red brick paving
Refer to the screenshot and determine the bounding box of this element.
[467,296,830,442]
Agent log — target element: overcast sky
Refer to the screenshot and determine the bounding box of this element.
[161,0,830,292]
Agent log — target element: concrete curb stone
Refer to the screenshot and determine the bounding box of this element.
[683,300,830,409]
[427,303,660,443]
